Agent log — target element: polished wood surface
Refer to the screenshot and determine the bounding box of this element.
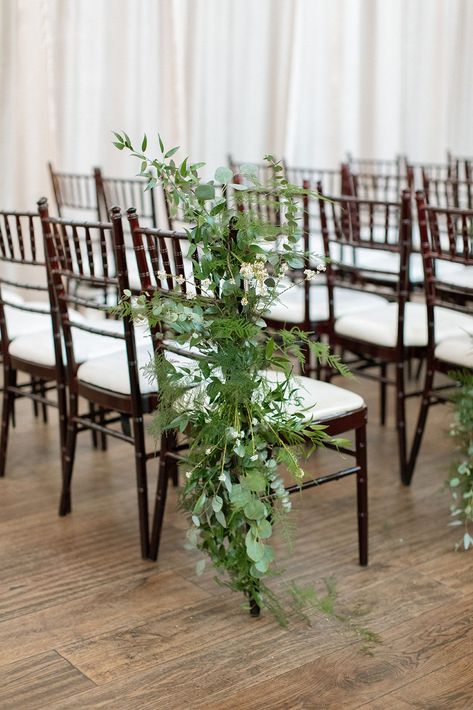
[0,375,472,709]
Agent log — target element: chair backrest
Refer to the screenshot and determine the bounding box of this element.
[284,165,342,194]
[345,154,406,178]
[95,169,161,229]
[48,162,100,221]
[318,188,412,344]
[415,192,473,347]
[422,171,473,210]
[0,210,57,351]
[342,163,414,202]
[38,199,143,401]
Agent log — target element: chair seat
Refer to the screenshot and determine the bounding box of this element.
[77,342,196,396]
[335,301,473,348]
[5,303,84,341]
[268,284,388,324]
[261,369,365,422]
[8,318,125,368]
[435,335,473,369]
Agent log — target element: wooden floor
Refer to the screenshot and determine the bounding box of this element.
[1,374,473,709]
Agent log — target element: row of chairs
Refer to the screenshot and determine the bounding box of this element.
[234,183,473,484]
[0,198,369,566]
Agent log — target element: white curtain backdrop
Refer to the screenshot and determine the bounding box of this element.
[1,0,472,210]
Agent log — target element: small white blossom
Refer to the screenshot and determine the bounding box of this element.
[157,270,167,280]
[205,447,212,455]
[304,269,317,281]
[201,278,211,290]
[176,274,185,285]
[241,296,248,306]
[279,262,289,274]
[226,427,240,440]
[185,471,192,479]
[316,263,326,273]
[218,472,226,482]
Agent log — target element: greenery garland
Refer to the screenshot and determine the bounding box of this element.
[114,132,350,621]
[448,370,473,551]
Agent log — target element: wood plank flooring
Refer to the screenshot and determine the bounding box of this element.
[0,375,472,709]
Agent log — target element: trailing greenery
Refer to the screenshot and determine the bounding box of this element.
[448,370,473,550]
[114,132,351,621]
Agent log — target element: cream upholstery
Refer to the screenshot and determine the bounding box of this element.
[8,318,124,367]
[268,284,388,324]
[261,369,365,422]
[76,342,197,396]
[435,335,473,369]
[335,302,473,348]
[5,303,84,341]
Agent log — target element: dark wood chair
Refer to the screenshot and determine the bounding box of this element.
[422,171,473,210]
[48,162,100,220]
[345,154,406,178]
[0,210,68,477]
[38,198,160,558]
[123,208,369,570]
[318,189,425,482]
[406,194,473,483]
[94,169,161,228]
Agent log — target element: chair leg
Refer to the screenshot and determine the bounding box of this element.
[59,391,79,516]
[396,359,409,484]
[149,431,175,561]
[405,364,435,486]
[0,366,16,477]
[380,362,387,426]
[31,377,39,417]
[355,416,368,566]
[132,414,150,559]
[99,407,107,451]
[89,403,98,449]
[40,380,48,423]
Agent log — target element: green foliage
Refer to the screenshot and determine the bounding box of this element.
[113,131,350,623]
[448,369,473,551]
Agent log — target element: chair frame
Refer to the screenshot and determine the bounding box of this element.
[406,193,473,483]
[319,189,422,483]
[38,198,159,558]
[124,208,368,573]
[0,209,66,478]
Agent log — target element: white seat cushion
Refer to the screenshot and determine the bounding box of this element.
[5,303,84,341]
[435,335,473,369]
[335,302,473,348]
[268,284,388,324]
[261,369,365,422]
[8,318,125,368]
[77,341,196,396]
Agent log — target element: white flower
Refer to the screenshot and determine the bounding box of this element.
[157,270,167,280]
[241,296,248,306]
[279,262,289,274]
[201,278,211,290]
[185,471,192,479]
[316,263,326,272]
[226,427,240,440]
[218,472,226,482]
[176,275,185,285]
[205,447,212,455]
[304,269,317,281]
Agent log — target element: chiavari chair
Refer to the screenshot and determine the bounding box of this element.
[0,210,84,477]
[123,208,369,573]
[38,199,163,557]
[422,171,473,210]
[48,162,100,221]
[406,195,473,483]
